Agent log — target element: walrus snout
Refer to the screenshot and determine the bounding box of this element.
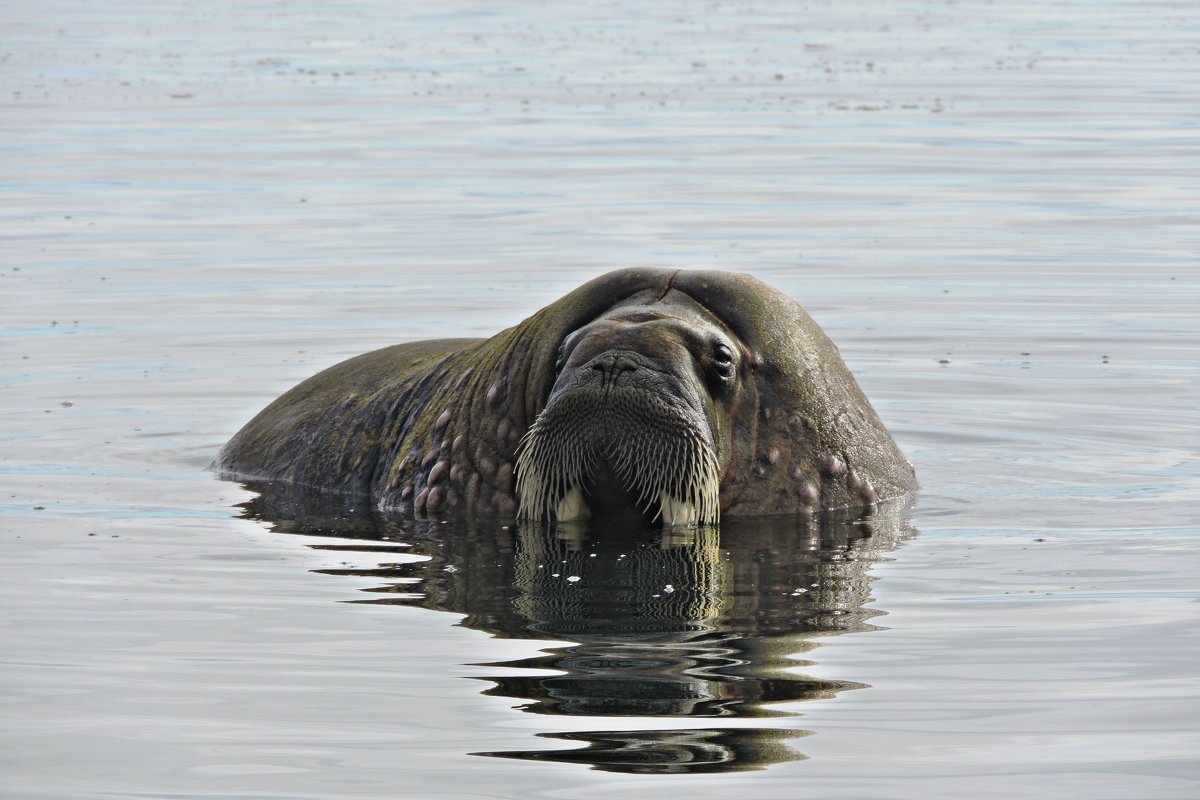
[516,310,729,528]
[513,377,723,527]
[563,349,679,402]
[588,352,640,388]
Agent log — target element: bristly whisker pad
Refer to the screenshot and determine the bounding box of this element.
[515,387,720,526]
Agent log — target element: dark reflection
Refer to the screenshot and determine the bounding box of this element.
[237,483,915,773]
[476,728,810,775]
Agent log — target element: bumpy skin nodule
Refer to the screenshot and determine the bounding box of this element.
[217,269,918,519]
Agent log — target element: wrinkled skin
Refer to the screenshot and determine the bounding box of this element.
[514,296,735,525]
[217,269,918,521]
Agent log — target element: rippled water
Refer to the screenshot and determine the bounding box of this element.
[3,1,1198,798]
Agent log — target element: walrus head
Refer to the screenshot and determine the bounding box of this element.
[508,269,917,526]
[516,298,741,526]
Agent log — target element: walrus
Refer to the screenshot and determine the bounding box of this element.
[217,268,917,524]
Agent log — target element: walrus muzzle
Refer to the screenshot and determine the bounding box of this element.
[516,347,722,527]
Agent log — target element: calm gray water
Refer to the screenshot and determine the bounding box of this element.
[2,1,1198,798]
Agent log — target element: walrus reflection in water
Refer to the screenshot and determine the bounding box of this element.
[237,484,916,773]
[218,269,917,524]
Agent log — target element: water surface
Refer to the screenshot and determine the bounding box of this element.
[2,1,1198,798]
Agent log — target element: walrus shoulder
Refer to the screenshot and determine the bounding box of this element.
[217,338,482,494]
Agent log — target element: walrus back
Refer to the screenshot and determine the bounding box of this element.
[217,338,483,495]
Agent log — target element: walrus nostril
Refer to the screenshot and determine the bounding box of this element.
[591,353,639,387]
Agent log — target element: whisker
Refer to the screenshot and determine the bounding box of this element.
[515,387,720,525]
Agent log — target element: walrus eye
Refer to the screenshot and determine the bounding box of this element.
[710,342,736,382]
